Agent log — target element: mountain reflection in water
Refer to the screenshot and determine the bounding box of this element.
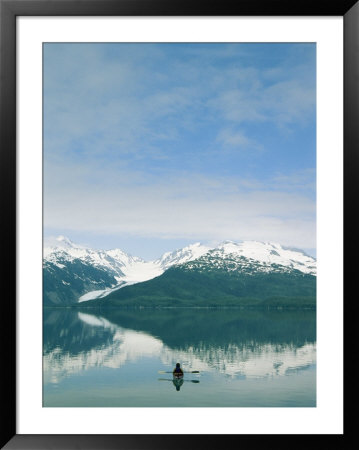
[43,308,316,384]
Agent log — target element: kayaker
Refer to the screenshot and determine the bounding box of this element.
[173,362,184,378]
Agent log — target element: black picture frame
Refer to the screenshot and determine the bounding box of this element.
[1,0,355,448]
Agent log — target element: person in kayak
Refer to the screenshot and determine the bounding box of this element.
[173,362,184,378]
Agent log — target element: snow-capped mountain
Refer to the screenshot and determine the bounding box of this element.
[44,235,142,277]
[44,236,155,305]
[43,236,316,305]
[154,240,316,275]
[183,240,316,275]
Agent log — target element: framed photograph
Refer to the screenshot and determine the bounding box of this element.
[1,0,355,448]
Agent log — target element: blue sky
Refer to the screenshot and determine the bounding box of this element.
[43,43,316,260]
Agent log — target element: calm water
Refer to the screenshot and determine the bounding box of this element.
[43,307,316,407]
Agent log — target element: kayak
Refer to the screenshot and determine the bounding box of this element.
[158,378,199,384]
[158,370,200,374]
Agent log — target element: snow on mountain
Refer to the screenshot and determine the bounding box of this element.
[44,236,137,278]
[44,236,165,303]
[43,236,316,304]
[77,261,164,303]
[155,242,212,270]
[76,243,214,302]
[155,240,316,276]
[204,240,316,275]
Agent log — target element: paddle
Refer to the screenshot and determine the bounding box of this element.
[158,378,200,383]
[158,370,200,374]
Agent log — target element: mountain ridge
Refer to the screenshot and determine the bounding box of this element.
[43,236,316,306]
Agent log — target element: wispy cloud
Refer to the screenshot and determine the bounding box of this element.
[209,78,315,127]
[44,161,316,249]
[216,128,263,153]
